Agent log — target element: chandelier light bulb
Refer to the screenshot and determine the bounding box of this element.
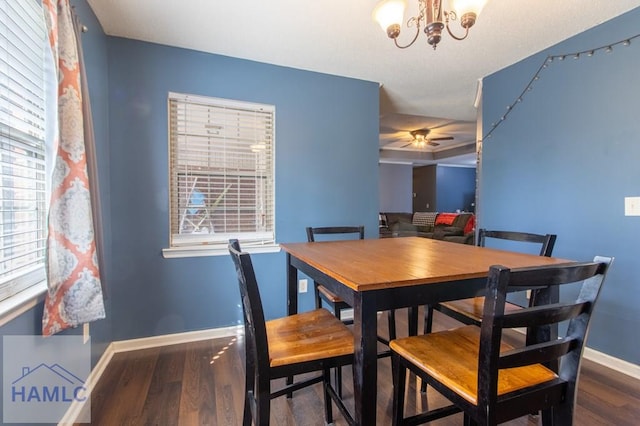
[449,0,487,28]
[373,0,407,39]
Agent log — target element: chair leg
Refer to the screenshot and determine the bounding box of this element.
[543,403,574,426]
[323,367,334,425]
[388,309,397,341]
[424,305,434,334]
[392,354,407,426]
[243,391,252,426]
[335,365,343,399]
[244,342,256,425]
[420,305,434,393]
[314,281,322,309]
[256,390,270,426]
[463,413,477,426]
[332,303,343,398]
[407,306,419,336]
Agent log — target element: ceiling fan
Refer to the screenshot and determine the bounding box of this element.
[401,128,454,148]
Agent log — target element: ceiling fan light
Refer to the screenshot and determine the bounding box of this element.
[373,0,406,38]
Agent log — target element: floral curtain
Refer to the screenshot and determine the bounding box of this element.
[42,0,105,336]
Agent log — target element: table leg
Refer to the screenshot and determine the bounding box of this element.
[286,253,298,397]
[352,292,378,425]
[286,253,298,317]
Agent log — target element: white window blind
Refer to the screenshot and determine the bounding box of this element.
[0,1,47,302]
[168,92,275,251]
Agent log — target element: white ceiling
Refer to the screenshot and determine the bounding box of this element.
[87,0,640,165]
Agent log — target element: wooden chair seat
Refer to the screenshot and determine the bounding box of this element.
[438,297,525,325]
[267,309,354,367]
[390,325,557,405]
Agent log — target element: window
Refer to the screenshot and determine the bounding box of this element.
[165,92,275,256]
[0,1,47,302]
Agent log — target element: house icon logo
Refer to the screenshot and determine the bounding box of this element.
[3,335,91,423]
[11,363,87,403]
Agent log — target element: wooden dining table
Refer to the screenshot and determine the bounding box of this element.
[280,236,571,425]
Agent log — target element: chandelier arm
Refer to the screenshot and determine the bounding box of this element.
[445,22,469,41]
[394,24,422,49]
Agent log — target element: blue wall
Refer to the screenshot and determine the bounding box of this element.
[1,0,378,379]
[72,0,113,366]
[106,39,380,340]
[481,8,640,364]
[379,163,413,212]
[436,166,476,212]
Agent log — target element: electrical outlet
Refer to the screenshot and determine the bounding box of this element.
[298,279,308,293]
[625,196,640,216]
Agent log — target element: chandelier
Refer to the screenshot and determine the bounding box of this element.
[373,0,487,49]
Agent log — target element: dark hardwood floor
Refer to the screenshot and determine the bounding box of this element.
[79,309,640,425]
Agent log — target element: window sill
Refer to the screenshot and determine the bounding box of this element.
[162,243,281,259]
[0,281,47,328]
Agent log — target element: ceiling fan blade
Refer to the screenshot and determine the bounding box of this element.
[427,141,440,147]
[429,136,454,141]
[428,121,456,131]
[400,142,413,148]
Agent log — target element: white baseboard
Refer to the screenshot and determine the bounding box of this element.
[110,325,243,353]
[58,341,115,425]
[583,347,640,380]
[512,327,640,380]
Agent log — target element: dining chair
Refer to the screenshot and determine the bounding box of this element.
[305,225,395,398]
[424,229,557,333]
[228,239,355,425]
[420,229,557,392]
[305,226,365,324]
[391,256,612,426]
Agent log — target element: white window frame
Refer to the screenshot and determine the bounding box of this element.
[0,0,49,321]
[163,92,278,258]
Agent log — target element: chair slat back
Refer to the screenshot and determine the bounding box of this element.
[501,301,591,329]
[498,337,578,369]
[228,239,270,373]
[477,256,612,410]
[306,226,365,242]
[478,229,557,257]
[477,229,559,338]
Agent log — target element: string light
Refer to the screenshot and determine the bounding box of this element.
[483,33,639,141]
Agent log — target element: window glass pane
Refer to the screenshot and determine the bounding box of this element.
[168,93,275,248]
[0,0,47,301]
